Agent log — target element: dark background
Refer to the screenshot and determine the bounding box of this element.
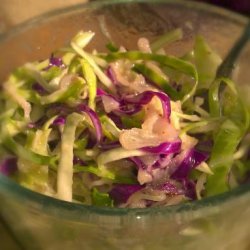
[194,0,250,15]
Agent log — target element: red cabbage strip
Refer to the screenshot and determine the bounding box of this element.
[171,149,208,180]
[125,91,171,119]
[107,113,123,129]
[78,104,102,143]
[97,88,142,115]
[49,55,65,68]
[53,116,66,126]
[97,89,171,117]
[109,184,143,204]
[160,175,196,200]
[43,55,65,71]
[97,88,120,105]
[28,116,47,129]
[152,154,173,169]
[129,156,146,169]
[0,158,17,176]
[96,88,109,96]
[142,141,181,154]
[182,179,196,200]
[32,83,48,95]
[123,142,181,171]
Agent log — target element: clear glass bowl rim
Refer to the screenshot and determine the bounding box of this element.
[0,0,249,218]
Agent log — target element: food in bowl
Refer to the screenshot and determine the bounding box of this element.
[0,29,249,208]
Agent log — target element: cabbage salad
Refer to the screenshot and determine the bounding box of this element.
[0,29,249,208]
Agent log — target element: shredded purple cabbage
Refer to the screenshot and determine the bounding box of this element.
[78,104,102,143]
[152,154,171,169]
[109,184,143,204]
[52,116,66,126]
[96,88,108,96]
[49,55,65,68]
[97,88,142,115]
[142,141,181,154]
[98,89,171,117]
[32,83,47,95]
[0,158,18,176]
[171,149,208,180]
[107,113,123,129]
[125,91,171,119]
[182,179,196,200]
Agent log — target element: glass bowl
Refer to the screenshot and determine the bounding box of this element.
[0,0,250,249]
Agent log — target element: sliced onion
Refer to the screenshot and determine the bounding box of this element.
[137,168,153,184]
[59,74,77,89]
[101,95,120,113]
[110,60,151,93]
[96,88,119,113]
[140,155,159,167]
[120,128,163,149]
[120,125,178,150]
